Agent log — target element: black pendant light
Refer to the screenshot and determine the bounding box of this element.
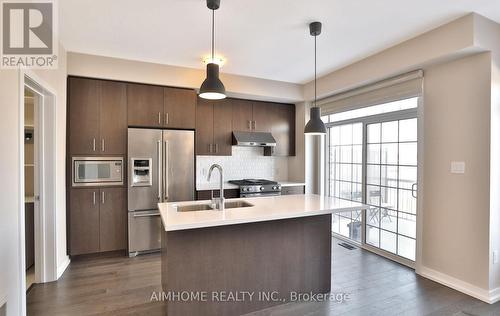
[199,0,226,100]
[304,21,326,135]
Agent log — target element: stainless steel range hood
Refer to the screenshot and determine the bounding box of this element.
[232,131,276,147]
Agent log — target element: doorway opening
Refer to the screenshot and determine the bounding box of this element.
[24,87,38,291]
[20,74,59,313]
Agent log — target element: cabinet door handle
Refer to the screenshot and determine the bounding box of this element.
[101,138,105,152]
[101,191,105,204]
[93,191,96,205]
[215,144,218,153]
[92,138,96,151]
[165,113,169,125]
[208,144,212,153]
[158,112,161,125]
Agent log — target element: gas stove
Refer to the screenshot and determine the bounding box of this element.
[228,179,282,197]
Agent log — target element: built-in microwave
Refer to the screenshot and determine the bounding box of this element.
[72,157,124,187]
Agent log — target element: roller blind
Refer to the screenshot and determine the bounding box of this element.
[318,70,423,116]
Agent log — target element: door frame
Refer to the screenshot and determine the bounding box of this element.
[324,103,420,268]
[18,70,59,314]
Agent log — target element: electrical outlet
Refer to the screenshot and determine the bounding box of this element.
[494,250,499,264]
[450,161,465,174]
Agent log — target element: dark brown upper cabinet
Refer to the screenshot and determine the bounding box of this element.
[68,77,127,155]
[231,99,254,132]
[227,98,295,156]
[127,83,196,129]
[164,87,196,129]
[100,81,127,155]
[196,98,232,156]
[252,101,274,132]
[213,99,233,156]
[196,98,214,155]
[266,103,296,156]
[127,83,164,127]
[68,77,100,155]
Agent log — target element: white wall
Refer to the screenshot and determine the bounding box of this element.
[0,69,22,315]
[0,42,68,315]
[474,13,500,295]
[422,53,491,289]
[196,147,289,187]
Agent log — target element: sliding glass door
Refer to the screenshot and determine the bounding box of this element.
[325,97,418,264]
[365,118,417,261]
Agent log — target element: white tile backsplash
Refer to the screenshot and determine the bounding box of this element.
[196,146,288,186]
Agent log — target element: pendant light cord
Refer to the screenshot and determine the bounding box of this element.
[314,34,317,107]
[211,9,215,60]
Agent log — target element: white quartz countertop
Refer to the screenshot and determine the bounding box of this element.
[196,181,305,191]
[159,194,368,232]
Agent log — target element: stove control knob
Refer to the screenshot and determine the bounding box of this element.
[260,186,265,191]
[273,186,279,190]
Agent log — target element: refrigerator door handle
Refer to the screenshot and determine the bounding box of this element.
[133,211,161,218]
[157,140,162,202]
[164,141,169,201]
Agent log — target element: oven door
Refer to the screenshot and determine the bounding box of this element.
[73,157,123,187]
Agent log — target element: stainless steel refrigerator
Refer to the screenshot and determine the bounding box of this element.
[127,128,194,256]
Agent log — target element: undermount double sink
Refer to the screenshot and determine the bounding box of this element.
[176,201,254,212]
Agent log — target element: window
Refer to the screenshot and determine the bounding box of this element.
[329,123,363,242]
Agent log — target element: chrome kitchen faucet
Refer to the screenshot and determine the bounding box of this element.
[207,164,224,211]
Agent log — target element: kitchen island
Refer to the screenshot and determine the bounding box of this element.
[158,194,368,316]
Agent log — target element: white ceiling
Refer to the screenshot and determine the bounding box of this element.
[60,0,500,84]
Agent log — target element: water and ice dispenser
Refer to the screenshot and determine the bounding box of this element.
[131,158,152,187]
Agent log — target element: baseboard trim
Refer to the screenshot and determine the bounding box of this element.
[419,266,499,304]
[488,286,500,304]
[57,256,70,279]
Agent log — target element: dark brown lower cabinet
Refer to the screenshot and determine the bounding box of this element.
[70,189,100,255]
[281,185,305,195]
[70,187,126,256]
[196,189,239,200]
[99,188,126,252]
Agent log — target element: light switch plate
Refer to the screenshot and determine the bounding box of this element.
[450,161,465,174]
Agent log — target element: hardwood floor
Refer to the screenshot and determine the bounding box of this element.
[27,253,166,315]
[27,239,500,315]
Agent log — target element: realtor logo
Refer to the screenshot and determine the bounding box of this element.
[1,0,57,68]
